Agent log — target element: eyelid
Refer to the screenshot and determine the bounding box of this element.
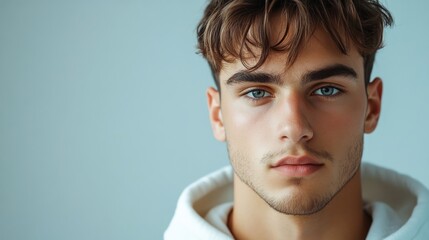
[241,86,273,95]
[245,89,272,97]
[242,88,274,101]
[312,85,344,97]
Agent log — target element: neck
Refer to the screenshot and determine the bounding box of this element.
[228,170,371,240]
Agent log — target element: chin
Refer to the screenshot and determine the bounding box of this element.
[265,189,335,215]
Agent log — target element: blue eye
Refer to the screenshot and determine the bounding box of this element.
[314,86,340,96]
[246,89,271,99]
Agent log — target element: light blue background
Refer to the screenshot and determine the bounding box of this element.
[0,1,428,239]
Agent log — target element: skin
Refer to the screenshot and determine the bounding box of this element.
[206,28,382,240]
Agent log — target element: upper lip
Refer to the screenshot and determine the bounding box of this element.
[271,155,323,168]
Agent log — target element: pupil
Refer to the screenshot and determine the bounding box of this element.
[253,90,263,98]
[322,87,332,95]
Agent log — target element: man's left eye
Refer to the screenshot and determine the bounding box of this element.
[313,86,340,96]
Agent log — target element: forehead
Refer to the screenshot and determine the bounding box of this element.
[219,29,364,84]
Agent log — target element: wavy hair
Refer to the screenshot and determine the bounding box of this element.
[197,0,393,89]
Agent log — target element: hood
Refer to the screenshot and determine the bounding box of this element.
[164,166,233,240]
[361,163,429,239]
[164,163,429,240]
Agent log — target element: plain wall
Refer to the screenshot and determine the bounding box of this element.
[1,0,428,239]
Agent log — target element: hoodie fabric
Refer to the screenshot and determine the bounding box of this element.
[164,163,429,240]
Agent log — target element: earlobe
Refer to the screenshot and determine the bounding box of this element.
[207,87,226,141]
[364,78,383,133]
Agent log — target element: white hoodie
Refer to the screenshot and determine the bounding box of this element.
[164,163,429,240]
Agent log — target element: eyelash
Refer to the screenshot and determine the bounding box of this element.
[243,89,273,102]
[312,86,343,98]
[243,86,343,103]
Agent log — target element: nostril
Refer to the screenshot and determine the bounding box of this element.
[279,122,313,143]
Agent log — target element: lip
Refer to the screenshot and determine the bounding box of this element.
[271,156,324,177]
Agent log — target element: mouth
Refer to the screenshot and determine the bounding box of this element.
[271,156,324,177]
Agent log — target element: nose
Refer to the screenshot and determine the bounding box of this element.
[275,92,314,143]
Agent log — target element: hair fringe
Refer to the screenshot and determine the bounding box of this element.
[197,0,393,88]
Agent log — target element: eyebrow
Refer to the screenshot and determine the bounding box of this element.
[302,64,357,85]
[226,71,281,85]
[226,64,357,86]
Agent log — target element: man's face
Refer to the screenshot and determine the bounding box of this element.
[207,28,382,215]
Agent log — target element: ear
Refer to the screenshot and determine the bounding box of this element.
[364,78,383,133]
[207,87,226,141]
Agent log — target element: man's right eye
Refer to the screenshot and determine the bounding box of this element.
[245,89,272,100]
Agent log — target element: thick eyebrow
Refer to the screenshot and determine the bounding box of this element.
[225,64,357,86]
[226,71,282,85]
[302,64,357,85]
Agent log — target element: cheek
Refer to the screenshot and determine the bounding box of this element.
[222,100,271,149]
[312,97,366,148]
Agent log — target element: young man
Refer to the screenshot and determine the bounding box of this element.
[165,1,429,239]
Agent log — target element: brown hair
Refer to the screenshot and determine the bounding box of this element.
[197,0,393,89]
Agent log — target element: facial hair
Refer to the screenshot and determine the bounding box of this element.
[227,136,363,215]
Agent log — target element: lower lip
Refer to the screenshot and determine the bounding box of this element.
[272,164,323,177]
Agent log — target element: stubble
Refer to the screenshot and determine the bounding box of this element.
[227,136,363,215]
